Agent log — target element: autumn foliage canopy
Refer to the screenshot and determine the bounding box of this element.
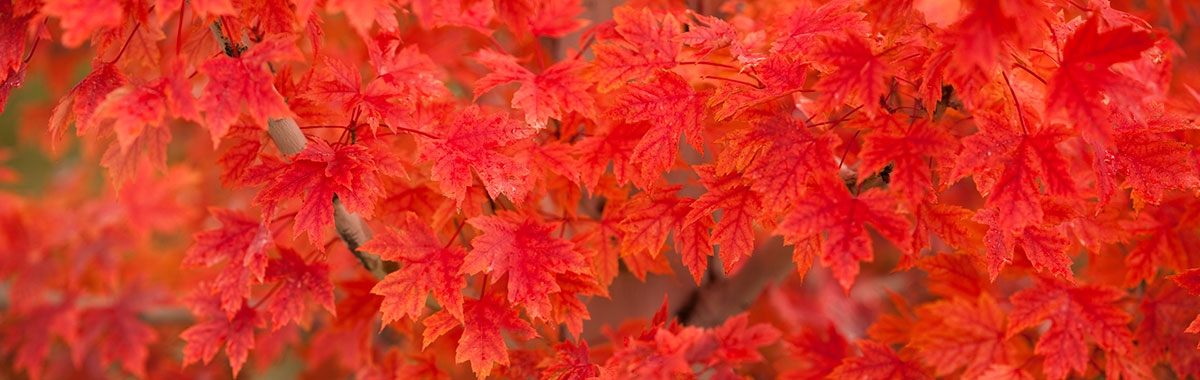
[6,0,1200,378]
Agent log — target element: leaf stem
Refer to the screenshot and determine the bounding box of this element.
[836,130,861,170]
[700,75,761,88]
[108,21,143,64]
[23,35,40,64]
[1001,73,1030,135]
[176,0,186,56]
[251,282,284,309]
[445,219,466,249]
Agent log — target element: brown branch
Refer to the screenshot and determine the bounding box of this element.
[210,23,385,279]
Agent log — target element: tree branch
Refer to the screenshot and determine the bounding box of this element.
[211,23,384,279]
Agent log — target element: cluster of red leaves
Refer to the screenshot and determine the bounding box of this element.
[4,0,1200,379]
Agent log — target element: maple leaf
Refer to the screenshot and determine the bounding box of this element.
[416,105,535,207]
[1046,16,1158,145]
[828,339,930,380]
[185,208,271,315]
[777,175,912,291]
[716,109,840,212]
[96,61,199,150]
[74,290,159,378]
[496,0,589,38]
[918,252,989,300]
[410,0,494,34]
[461,211,589,320]
[1008,277,1134,380]
[606,70,705,184]
[810,34,890,114]
[949,113,1075,232]
[857,114,958,207]
[575,120,647,191]
[1096,131,1200,208]
[41,0,122,47]
[325,0,398,36]
[708,56,808,121]
[257,139,391,248]
[686,165,762,273]
[262,247,335,330]
[0,7,31,79]
[197,35,302,146]
[770,0,867,58]
[780,323,852,379]
[181,288,264,377]
[472,49,594,129]
[1,300,78,380]
[308,55,407,134]
[367,32,449,99]
[1138,279,1200,375]
[421,295,538,378]
[911,295,1014,378]
[1121,196,1200,286]
[48,61,126,142]
[677,12,741,59]
[359,212,466,323]
[910,203,985,266]
[613,186,713,283]
[217,126,266,188]
[975,206,1074,281]
[586,7,681,92]
[704,313,782,368]
[542,340,599,380]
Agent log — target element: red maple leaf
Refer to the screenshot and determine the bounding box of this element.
[613,186,712,283]
[184,208,271,316]
[828,339,930,379]
[857,114,958,207]
[421,294,538,378]
[586,7,681,92]
[1008,277,1134,380]
[717,109,840,213]
[96,60,199,150]
[541,340,599,380]
[780,323,852,379]
[257,139,392,248]
[1096,125,1200,208]
[607,70,705,185]
[950,112,1075,232]
[911,295,1015,378]
[367,32,448,98]
[181,286,264,377]
[359,212,467,323]
[472,48,594,129]
[1139,279,1200,375]
[777,175,912,291]
[918,252,989,300]
[308,54,407,134]
[197,35,301,146]
[462,211,589,320]
[708,56,808,121]
[810,34,890,114]
[976,205,1073,281]
[74,289,159,378]
[262,247,336,330]
[686,165,762,273]
[416,105,535,207]
[1046,16,1158,145]
[41,0,123,47]
[48,61,126,142]
[769,0,867,58]
[575,120,647,191]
